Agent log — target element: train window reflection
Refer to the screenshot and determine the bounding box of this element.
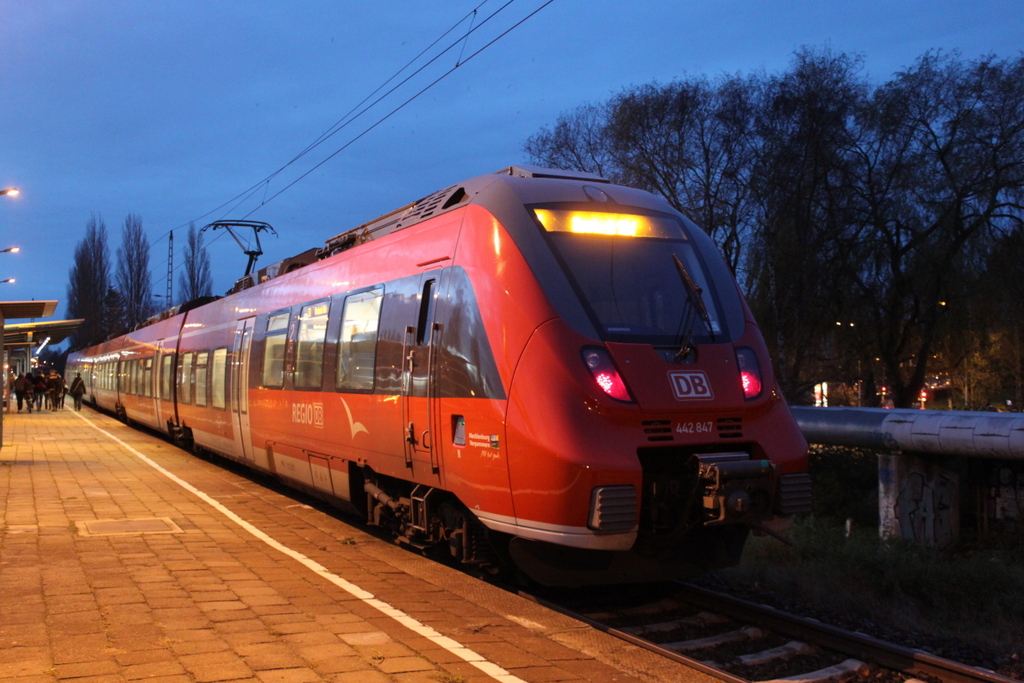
[195,352,209,407]
[161,353,174,400]
[337,287,383,392]
[211,348,227,409]
[267,311,289,332]
[179,352,194,404]
[262,310,290,388]
[295,301,329,389]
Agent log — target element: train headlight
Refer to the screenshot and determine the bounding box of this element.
[533,209,683,239]
[582,347,633,402]
[735,347,763,400]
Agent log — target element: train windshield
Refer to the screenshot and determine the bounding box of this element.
[533,207,741,345]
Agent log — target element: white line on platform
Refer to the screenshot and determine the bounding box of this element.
[72,410,527,683]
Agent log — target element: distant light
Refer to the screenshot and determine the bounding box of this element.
[0,278,14,284]
[0,188,19,197]
[1,247,19,253]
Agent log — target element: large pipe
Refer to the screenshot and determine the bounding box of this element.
[790,406,1024,460]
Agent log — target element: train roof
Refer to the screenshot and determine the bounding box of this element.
[220,165,676,297]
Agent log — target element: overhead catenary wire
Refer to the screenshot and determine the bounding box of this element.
[149,1,501,294]
[234,0,526,220]
[241,0,554,218]
[153,0,502,247]
[150,0,554,294]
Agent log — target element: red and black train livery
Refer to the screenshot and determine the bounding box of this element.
[69,165,810,585]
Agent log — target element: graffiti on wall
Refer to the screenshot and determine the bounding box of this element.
[894,469,956,547]
[988,464,1024,527]
[880,454,958,547]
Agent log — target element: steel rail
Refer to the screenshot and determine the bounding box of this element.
[675,583,1018,683]
[517,588,750,683]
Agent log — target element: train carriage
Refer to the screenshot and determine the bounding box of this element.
[69,165,810,586]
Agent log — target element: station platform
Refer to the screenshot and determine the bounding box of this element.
[0,406,709,683]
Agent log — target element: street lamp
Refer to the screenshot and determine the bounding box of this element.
[0,188,19,197]
[1,247,18,253]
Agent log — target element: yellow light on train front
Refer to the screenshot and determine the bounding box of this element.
[570,213,639,236]
[533,209,681,239]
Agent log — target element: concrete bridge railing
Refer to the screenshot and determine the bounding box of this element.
[790,406,1024,546]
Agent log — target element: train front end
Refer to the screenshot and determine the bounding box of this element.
[481,168,811,585]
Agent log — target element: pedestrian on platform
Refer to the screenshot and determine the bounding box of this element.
[13,373,31,413]
[5,370,15,413]
[47,371,64,410]
[69,372,86,412]
[33,373,47,411]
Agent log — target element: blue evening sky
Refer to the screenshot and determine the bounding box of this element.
[1,1,1021,321]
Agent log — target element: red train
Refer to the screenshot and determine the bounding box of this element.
[68,166,810,586]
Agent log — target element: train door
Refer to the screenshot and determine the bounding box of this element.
[402,272,446,483]
[231,318,256,462]
[158,345,177,430]
[151,341,168,426]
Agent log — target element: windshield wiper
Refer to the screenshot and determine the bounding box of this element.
[672,253,716,361]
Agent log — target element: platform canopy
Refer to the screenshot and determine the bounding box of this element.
[3,318,84,350]
[0,300,57,320]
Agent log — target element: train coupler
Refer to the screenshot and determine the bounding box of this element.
[697,453,776,525]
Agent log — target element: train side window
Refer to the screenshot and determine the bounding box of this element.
[179,352,194,405]
[195,351,209,407]
[143,358,153,397]
[337,287,383,392]
[161,354,174,400]
[262,310,290,388]
[211,348,227,409]
[295,301,330,390]
[416,279,436,346]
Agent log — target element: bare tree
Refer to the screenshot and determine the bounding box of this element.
[848,52,1024,406]
[115,213,153,328]
[743,48,866,399]
[178,222,213,304]
[524,103,618,179]
[66,214,111,349]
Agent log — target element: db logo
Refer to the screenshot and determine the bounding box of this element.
[669,371,714,400]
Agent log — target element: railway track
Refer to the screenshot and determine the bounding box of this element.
[521,582,1018,683]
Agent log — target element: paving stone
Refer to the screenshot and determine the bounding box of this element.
[53,660,120,679]
[254,667,324,683]
[327,671,394,683]
[123,660,189,680]
[375,656,435,674]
